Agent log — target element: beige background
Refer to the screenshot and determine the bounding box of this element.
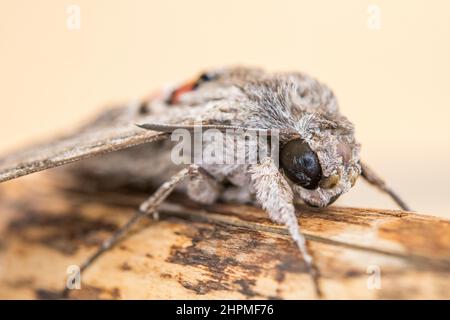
[0,0,448,217]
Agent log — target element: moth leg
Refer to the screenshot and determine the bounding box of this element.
[360,162,411,211]
[62,165,200,298]
[250,157,322,298]
[187,167,221,205]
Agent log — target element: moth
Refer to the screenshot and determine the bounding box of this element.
[0,66,410,297]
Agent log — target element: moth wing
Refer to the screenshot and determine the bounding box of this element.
[0,106,175,183]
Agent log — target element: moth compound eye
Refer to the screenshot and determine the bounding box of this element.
[280,139,322,189]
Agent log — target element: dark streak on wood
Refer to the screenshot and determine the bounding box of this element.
[6,210,118,255]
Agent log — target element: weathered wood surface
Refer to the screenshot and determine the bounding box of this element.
[0,172,449,299]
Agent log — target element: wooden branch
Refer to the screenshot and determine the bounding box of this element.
[0,172,449,299]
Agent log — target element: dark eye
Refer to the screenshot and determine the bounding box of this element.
[280,139,322,189]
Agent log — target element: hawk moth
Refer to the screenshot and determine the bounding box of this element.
[0,66,410,297]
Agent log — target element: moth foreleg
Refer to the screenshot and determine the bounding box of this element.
[250,157,322,298]
[360,162,411,211]
[186,167,221,205]
[62,164,200,298]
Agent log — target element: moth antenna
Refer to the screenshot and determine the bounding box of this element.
[136,123,249,133]
[360,162,412,211]
[136,123,298,140]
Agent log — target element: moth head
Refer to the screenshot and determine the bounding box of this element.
[280,113,361,207]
